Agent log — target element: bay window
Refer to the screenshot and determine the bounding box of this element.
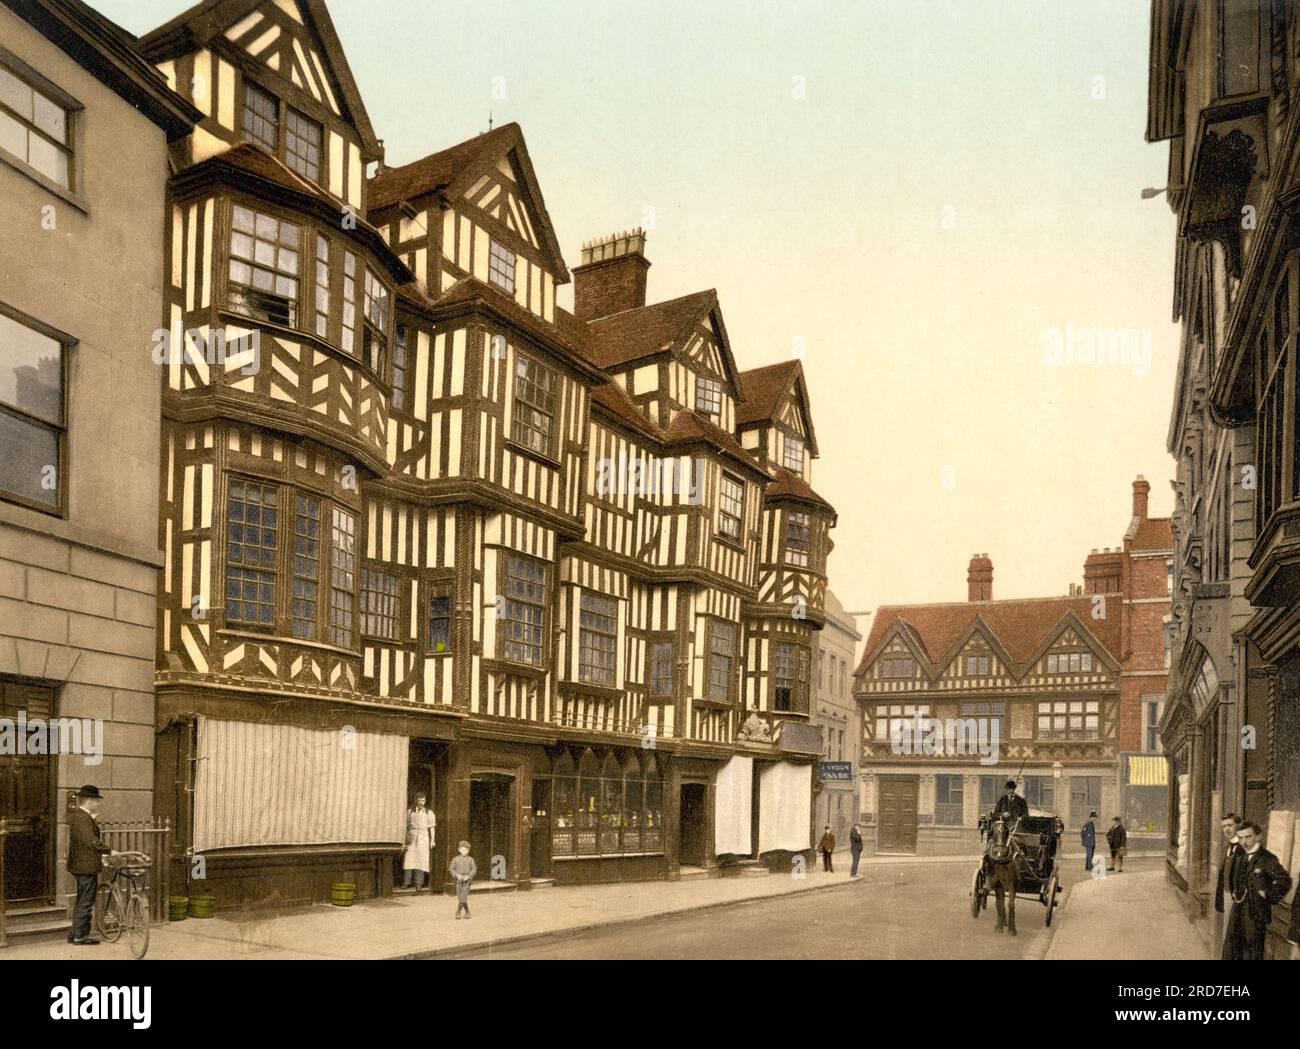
[707,620,736,702]
[551,749,664,859]
[784,510,811,567]
[362,268,389,373]
[773,641,809,712]
[225,480,279,627]
[329,506,356,647]
[229,205,300,327]
[360,566,400,640]
[719,473,743,541]
[511,354,556,456]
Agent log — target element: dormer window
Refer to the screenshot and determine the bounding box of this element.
[696,376,722,416]
[229,205,299,327]
[1046,651,1092,674]
[782,434,805,472]
[965,655,990,676]
[285,107,323,183]
[242,82,278,153]
[880,657,915,679]
[488,240,516,294]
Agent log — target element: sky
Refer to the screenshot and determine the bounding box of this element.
[102,0,1181,631]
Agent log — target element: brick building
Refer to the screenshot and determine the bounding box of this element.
[852,478,1171,854]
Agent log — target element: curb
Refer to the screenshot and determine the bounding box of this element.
[391,875,868,960]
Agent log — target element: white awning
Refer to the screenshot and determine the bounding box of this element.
[758,760,812,854]
[193,716,408,851]
[714,755,753,855]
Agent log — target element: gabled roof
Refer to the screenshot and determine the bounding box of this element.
[585,290,743,399]
[368,123,570,283]
[4,0,201,140]
[661,408,765,478]
[858,595,1124,680]
[137,0,381,158]
[735,359,818,455]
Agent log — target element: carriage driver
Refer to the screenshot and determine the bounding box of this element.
[992,780,1029,823]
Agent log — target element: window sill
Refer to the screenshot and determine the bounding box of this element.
[483,656,547,679]
[503,438,561,471]
[215,308,387,387]
[714,534,744,552]
[0,148,88,214]
[218,627,357,658]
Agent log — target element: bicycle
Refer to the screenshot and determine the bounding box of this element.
[95,851,151,959]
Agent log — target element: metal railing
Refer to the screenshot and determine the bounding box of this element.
[101,818,172,924]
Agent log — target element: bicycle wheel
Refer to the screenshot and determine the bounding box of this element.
[96,884,123,943]
[126,892,150,960]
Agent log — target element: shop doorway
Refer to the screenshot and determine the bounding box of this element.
[1069,776,1102,831]
[679,783,707,866]
[397,741,438,886]
[877,775,918,852]
[1,679,55,904]
[529,779,551,878]
[469,774,513,882]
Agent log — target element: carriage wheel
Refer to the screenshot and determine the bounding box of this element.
[971,868,986,919]
[1044,870,1059,927]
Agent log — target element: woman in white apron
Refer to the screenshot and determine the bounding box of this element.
[402,792,435,891]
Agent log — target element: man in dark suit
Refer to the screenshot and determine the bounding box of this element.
[1214,814,1243,917]
[992,780,1028,823]
[1222,821,1292,960]
[1081,811,1097,873]
[66,784,115,945]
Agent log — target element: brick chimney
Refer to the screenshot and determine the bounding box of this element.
[573,229,650,320]
[967,553,993,602]
[1083,547,1123,594]
[1132,475,1150,521]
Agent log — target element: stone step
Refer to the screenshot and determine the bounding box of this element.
[676,865,711,881]
[720,860,770,878]
[1,903,71,946]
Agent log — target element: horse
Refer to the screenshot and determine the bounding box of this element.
[981,813,1029,936]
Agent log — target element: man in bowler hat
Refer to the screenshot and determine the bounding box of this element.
[66,785,116,945]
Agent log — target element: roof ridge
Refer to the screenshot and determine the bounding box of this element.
[586,288,716,326]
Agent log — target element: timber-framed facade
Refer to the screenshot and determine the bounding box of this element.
[130,0,837,906]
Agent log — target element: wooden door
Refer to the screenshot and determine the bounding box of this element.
[468,776,512,881]
[1,679,55,903]
[529,779,551,879]
[679,783,706,866]
[877,775,918,852]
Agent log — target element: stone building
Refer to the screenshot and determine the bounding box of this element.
[1147,0,1300,958]
[812,589,861,845]
[0,0,196,926]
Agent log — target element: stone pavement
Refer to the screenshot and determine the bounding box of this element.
[1045,869,1209,960]
[3,849,974,961]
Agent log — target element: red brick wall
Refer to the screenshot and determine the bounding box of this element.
[1119,551,1171,753]
[573,255,649,320]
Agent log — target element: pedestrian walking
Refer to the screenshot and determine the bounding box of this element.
[401,792,435,892]
[849,824,863,877]
[1105,816,1127,872]
[818,825,836,873]
[449,840,476,919]
[66,785,117,946]
[1222,822,1292,960]
[1081,810,1097,873]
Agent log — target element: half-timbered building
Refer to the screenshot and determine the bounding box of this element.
[126,0,837,905]
[853,478,1170,855]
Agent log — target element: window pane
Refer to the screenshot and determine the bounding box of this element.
[31,91,65,143]
[0,410,59,506]
[0,66,32,120]
[0,311,63,424]
[0,109,26,159]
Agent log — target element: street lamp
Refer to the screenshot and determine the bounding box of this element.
[1140,186,1168,199]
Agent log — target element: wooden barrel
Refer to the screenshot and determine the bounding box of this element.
[330,882,356,907]
[189,895,216,919]
[168,896,189,921]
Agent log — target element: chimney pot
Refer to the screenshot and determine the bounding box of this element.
[1132,475,1151,521]
[574,228,651,320]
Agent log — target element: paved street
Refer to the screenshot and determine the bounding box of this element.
[446,853,1167,960]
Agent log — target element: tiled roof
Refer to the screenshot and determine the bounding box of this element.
[368,124,517,212]
[859,595,1124,677]
[765,466,835,514]
[590,382,662,441]
[735,360,801,426]
[433,277,595,366]
[585,290,717,369]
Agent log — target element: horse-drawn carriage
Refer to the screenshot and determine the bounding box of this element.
[970,813,1064,933]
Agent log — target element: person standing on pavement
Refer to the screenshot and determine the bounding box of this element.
[1214,814,1243,931]
[849,824,863,877]
[401,792,435,892]
[449,840,476,919]
[1222,822,1292,960]
[1081,810,1097,873]
[1106,816,1127,872]
[66,785,117,945]
[818,825,836,872]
